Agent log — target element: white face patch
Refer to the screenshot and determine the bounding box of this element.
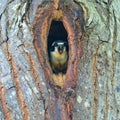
[57,42,64,45]
[51,42,64,47]
[51,41,67,53]
[55,47,58,52]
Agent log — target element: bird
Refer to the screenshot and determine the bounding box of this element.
[49,40,68,74]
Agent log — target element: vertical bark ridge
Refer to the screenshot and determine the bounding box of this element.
[11,58,29,120]
[111,9,118,119]
[26,53,47,118]
[5,42,30,120]
[92,46,99,120]
[0,82,12,120]
[111,10,117,89]
[104,87,108,120]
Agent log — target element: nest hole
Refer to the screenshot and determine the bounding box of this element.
[47,20,69,74]
[47,20,68,48]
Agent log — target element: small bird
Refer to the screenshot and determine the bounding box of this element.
[49,40,68,74]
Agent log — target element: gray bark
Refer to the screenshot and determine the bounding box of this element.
[0,0,120,120]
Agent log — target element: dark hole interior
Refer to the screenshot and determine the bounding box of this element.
[47,20,68,74]
[47,20,68,48]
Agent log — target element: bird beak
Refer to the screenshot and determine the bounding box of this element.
[58,46,63,54]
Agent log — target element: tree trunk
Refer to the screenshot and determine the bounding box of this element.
[0,0,120,120]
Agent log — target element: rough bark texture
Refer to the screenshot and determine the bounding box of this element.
[0,0,120,120]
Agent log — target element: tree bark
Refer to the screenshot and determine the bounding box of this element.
[0,0,120,120]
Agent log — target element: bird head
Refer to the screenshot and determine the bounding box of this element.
[51,40,68,54]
